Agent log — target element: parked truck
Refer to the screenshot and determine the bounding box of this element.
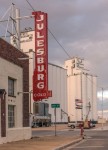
[30,114,51,127]
[30,102,51,127]
[68,102,95,129]
[68,121,83,129]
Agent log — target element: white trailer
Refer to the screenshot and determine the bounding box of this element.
[30,114,51,127]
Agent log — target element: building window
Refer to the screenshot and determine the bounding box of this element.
[33,102,39,114]
[8,77,15,96]
[8,105,15,128]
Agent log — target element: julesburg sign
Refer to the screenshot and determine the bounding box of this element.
[32,11,52,101]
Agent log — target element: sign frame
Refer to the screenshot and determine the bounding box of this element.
[51,104,60,108]
[32,11,49,101]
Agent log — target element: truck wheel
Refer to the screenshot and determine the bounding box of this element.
[71,125,75,129]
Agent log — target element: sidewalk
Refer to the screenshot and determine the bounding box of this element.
[93,125,108,130]
[0,125,82,150]
[0,135,82,150]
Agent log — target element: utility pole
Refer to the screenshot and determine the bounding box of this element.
[61,109,68,122]
[0,3,34,47]
[76,57,86,122]
[101,88,104,130]
[17,91,33,114]
[11,3,15,34]
[16,8,20,50]
[81,71,83,121]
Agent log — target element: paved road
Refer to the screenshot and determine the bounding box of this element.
[32,128,80,137]
[65,129,108,150]
[32,125,108,137]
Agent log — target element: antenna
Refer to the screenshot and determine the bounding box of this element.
[15,8,20,49]
[0,3,34,50]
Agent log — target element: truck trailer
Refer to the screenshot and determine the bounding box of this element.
[30,102,51,127]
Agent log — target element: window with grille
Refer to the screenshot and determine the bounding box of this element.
[8,105,15,128]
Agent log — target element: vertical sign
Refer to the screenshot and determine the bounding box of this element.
[75,99,83,109]
[32,11,51,101]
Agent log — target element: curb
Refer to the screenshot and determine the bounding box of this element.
[54,137,82,150]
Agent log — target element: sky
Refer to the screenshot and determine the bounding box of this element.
[1,0,108,91]
[97,90,108,110]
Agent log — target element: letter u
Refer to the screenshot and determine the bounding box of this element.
[37,23,44,30]
[37,65,44,72]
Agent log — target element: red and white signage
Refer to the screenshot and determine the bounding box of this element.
[32,11,52,101]
[75,99,83,109]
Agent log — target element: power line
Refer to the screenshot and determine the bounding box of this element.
[25,0,72,59]
[48,29,71,59]
[26,0,35,12]
[85,74,106,92]
[86,75,97,88]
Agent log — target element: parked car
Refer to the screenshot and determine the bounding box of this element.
[68,121,95,129]
[83,120,96,129]
[90,122,96,128]
[68,122,83,129]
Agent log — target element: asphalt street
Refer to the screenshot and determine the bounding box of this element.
[0,124,107,150]
[64,130,108,150]
[32,128,80,137]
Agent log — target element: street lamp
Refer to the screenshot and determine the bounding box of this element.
[18,50,35,114]
[98,87,108,130]
[18,57,33,60]
[101,88,104,130]
[80,72,83,121]
[17,90,33,114]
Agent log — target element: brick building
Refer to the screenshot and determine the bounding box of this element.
[0,38,31,144]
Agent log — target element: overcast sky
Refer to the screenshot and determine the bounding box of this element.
[1,0,108,90]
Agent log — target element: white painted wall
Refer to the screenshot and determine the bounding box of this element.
[67,74,97,122]
[0,57,31,144]
[65,58,98,122]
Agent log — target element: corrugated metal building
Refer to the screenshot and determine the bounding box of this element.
[32,64,68,123]
[46,63,68,123]
[12,30,68,123]
[11,30,98,123]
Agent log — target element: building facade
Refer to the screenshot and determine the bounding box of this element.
[11,30,68,123]
[64,57,97,122]
[0,38,31,144]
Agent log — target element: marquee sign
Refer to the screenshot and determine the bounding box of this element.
[32,11,52,101]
